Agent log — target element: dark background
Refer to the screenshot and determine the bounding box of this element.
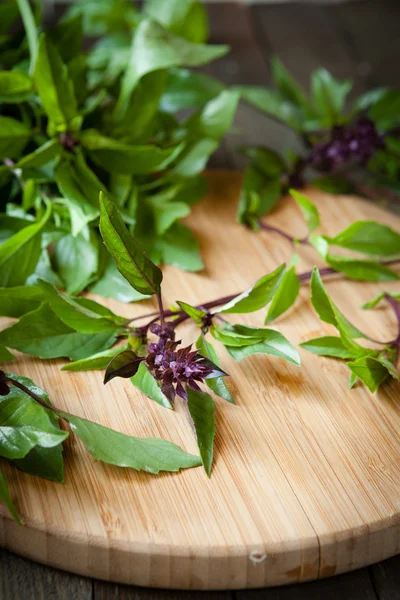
[2,1,400,598]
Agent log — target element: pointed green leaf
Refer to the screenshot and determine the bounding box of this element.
[177,301,206,324]
[131,362,172,409]
[290,189,320,233]
[196,335,234,403]
[62,344,130,372]
[265,266,300,323]
[300,336,358,359]
[347,356,392,392]
[187,387,215,476]
[327,221,400,256]
[0,71,33,102]
[0,425,68,460]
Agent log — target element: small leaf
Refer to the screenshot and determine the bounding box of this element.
[99,192,163,296]
[62,344,130,372]
[290,189,320,233]
[176,301,206,324]
[60,411,200,473]
[196,335,234,403]
[104,350,144,384]
[214,264,286,314]
[225,329,301,366]
[265,266,300,323]
[236,85,302,131]
[240,146,286,177]
[0,70,33,102]
[300,336,357,359]
[53,231,99,295]
[347,356,393,393]
[327,221,400,256]
[270,57,308,108]
[187,387,215,476]
[0,466,20,524]
[311,68,352,126]
[131,362,172,409]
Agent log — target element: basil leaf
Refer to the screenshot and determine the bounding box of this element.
[54,231,99,295]
[0,202,52,287]
[236,85,302,131]
[131,362,172,410]
[300,336,358,359]
[62,344,130,372]
[0,466,20,524]
[0,116,31,159]
[176,301,206,325]
[310,267,364,339]
[48,13,83,63]
[0,425,67,459]
[215,264,285,314]
[270,57,309,108]
[187,90,239,139]
[157,222,204,272]
[90,258,150,303]
[369,90,400,131]
[347,356,395,393]
[240,146,286,177]
[33,34,81,135]
[0,70,32,102]
[196,335,234,403]
[0,303,118,361]
[115,18,228,118]
[326,255,400,282]
[61,411,200,473]
[265,266,300,323]
[311,68,352,126]
[16,139,60,169]
[104,350,143,383]
[173,138,218,178]
[160,68,224,113]
[16,0,37,73]
[225,329,301,365]
[187,387,215,476]
[312,175,355,195]
[81,130,183,175]
[38,280,126,334]
[0,285,44,317]
[99,192,163,295]
[327,221,400,256]
[149,196,190,237]
[0,347,13,363]
[238,166,282,226]
[290,189,320,233]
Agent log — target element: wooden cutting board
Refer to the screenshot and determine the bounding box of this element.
[1,171,400,590]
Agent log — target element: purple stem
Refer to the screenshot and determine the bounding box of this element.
[258,221,310,246]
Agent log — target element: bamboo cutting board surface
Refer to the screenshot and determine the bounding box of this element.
[1,171,400,590]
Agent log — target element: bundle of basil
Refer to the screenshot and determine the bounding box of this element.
[0,0,238,299]
[237,59,400,224]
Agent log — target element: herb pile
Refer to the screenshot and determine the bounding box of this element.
[1,0,400,523]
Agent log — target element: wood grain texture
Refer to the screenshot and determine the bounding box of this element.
[1,171,400,590]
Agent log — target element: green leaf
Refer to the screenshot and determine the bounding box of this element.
[312,175,355,195]
[196,335,233,403]
[176,301,206,324]
[16,139,60,169]
[54,231,99,295]
[311,68,352,126]
[326,255,400,282]
[149,196,190,237]
[157,222,204,272]
[0,70,33,102]
[300,336,358,359]
[265,265,300,324]
[80,130,183,175]
[0,116,31,159]
[240,146,286,177]
[144,0,208,42]
[0,376,65,482]
[33,34,81,135]
[215,264,286,314]
[16,0,38,73]
[0,303,117,361]
[369,90,400,131]
[160,68,224,112]
[290,189,320,233]
[347,356,395,393]
[104,350,143,383]
[0,202,52,287]
[172,138,218,178]
[236,85,302,131]
[0,347,14,363]
[310,268,364,339]
[38,280,125,334]
[131,361,172,409]
[48,13,83,63]
[62,344,130,372]
[0,466,20,524]
[187,90,239,139]
[99,192,163,295]
[238,166,282,226]
[187,387,215,476]
[115,18,228,118]
[90,258,150,303]
[0,285,44,317]
[0,425,68,460]
[224,328,301,366]
[327,221,400,256]
[61,411,199,473]
[270,57,308,107]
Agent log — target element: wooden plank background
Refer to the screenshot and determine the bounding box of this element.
[2,1,400,598]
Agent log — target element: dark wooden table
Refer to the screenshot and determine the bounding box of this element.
[2,1,400,598]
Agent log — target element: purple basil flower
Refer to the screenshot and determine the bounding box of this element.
[308,117,385,173]
[146,324,226,402]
